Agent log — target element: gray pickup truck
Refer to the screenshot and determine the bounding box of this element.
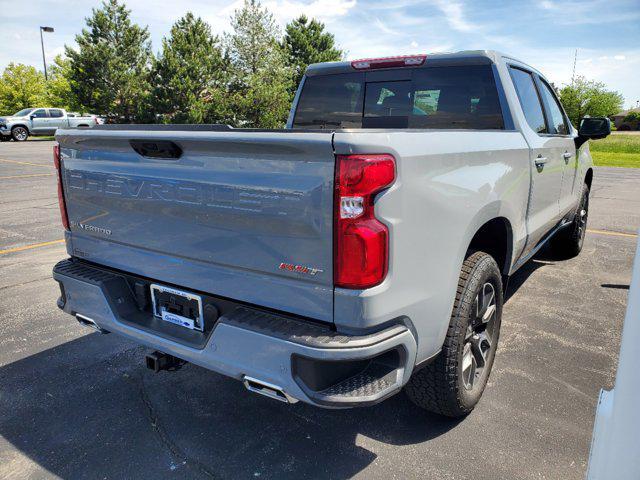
[52,50,610,417]
[0,108,98,141]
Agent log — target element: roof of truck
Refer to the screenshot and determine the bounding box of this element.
[305,50,540,77]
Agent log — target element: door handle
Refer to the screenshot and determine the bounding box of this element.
[562,151,573,163]
[534,155,548,168]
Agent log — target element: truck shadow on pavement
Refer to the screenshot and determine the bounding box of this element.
[504,245,559,303]
[0,331,463,479]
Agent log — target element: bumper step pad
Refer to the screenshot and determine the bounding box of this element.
[54,258,121,285]
[226,306,407,349]
[319,363,396,398]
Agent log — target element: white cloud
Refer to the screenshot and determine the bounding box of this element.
[614,55,626,61]
[263,0,357,24]
[431,0,476,32]
[373,18,400,36]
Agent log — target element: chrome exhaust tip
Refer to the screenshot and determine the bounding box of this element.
[242,376,298,404]
[75,314,109,334]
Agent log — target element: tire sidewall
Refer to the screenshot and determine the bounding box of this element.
[454,254,503,410]
[575,186,589,251]
[11,127,28,142]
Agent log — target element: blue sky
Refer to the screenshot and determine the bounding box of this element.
[1,0,639,108]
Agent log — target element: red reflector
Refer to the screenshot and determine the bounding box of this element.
[334,154,396,289]
[53,143,69,231]
[351,54,426,70]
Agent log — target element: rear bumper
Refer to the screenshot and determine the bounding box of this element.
[53,259,417,408]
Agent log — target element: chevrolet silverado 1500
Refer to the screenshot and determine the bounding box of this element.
[52,51,610,416]
[0,108,98,142]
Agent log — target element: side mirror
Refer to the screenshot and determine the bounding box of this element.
[576,117,611,148]
[30,115,36,120]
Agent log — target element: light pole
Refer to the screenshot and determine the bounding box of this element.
[39,26,54,80]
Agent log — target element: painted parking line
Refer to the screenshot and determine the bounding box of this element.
[0,158,53,168]
[0,173,55,180]
[0,239,65,255]
[587,229,637,238]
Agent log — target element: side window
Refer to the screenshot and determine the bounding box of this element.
[538,80,569,135]
[31,109,48,118]
[509,67,546,134]
[49,109,64,118]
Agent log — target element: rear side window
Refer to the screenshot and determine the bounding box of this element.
[292,65,504,130]
[509,67,546,134]
[538,80,569,135]
[49,109,64,118]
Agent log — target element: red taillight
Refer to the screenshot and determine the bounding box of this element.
[351,54,426,70]
[334,154,396,289]
[53,144,69,230]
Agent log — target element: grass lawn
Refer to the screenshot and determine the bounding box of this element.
[589,134,640,168]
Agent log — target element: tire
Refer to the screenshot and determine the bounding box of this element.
[552,183,589,258]
[11,126,29,142]
[405,251,503,417]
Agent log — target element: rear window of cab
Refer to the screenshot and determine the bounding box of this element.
[292,65,504,130]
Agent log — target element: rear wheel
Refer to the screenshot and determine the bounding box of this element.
[552,183,589,258]
[11,126,28,142]
[405,251,503,417]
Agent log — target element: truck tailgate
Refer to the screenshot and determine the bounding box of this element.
[56,129,336,322]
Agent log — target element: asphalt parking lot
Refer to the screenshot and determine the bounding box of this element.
[0,140,638,480]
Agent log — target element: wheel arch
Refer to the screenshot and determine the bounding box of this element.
[467,216,514,277]
[11,123,30,133]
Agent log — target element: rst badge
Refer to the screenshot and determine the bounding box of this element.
[279,262,324,276]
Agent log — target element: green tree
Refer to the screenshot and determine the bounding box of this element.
[559,76,624,127]
[65,0,152,122]
[283,15,343,90]
[621,111,640,130]
[45,55,85,112]
[225,0,292,128]
[151,13,228,124]
[0,63,46,115]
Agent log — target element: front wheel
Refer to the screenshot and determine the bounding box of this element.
[405,251,503,417]
[552,183,589,258]
[11,126,28,142]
